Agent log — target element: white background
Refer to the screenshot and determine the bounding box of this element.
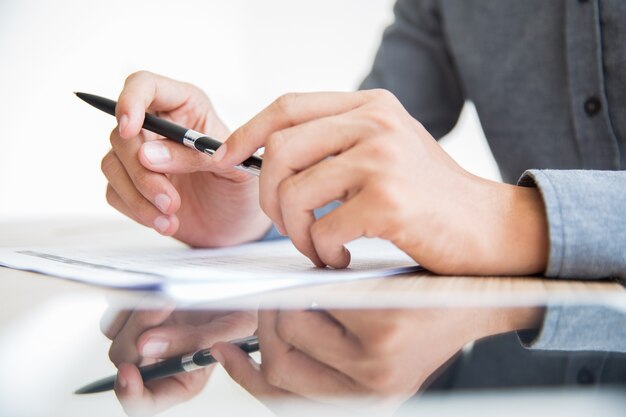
[0,0,499,222]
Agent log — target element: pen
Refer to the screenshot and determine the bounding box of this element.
[75,335,259,394]
[75,92,262,176]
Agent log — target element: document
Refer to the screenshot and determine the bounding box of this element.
[0,238,421,300]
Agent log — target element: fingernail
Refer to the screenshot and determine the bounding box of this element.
[142,336,170,357]
[212,143,227,163]
[211,349,224,365]
[117,373,127,389]
[154,194,171,213]
[143,142,171,165]
[153,215,170,233]
[118,115,128,136]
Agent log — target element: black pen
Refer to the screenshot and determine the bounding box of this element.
[75,92,262,176]
[75,335,259,394]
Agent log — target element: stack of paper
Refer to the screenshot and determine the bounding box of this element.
[0,238,421,301]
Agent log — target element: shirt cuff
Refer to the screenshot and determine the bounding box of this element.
[518,304,626,353]
[518,169,626,279]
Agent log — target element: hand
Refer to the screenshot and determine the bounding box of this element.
[212,306,544,416]
[100,299,256,417]
[216,90,548,275]
[101,71,272,247]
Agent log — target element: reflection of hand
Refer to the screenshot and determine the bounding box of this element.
[102,71,271,247]
[101,302,256,417]
[213,307,544,416]
[216,90,548,275]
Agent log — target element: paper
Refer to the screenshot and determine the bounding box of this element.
[0,238,421,300]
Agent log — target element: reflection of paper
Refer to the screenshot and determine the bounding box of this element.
[0,238,420,300]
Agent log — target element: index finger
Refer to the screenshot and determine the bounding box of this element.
[116,71,197,138]
[218,90,376,168]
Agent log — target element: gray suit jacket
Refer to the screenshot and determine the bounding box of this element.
[358,0,626,387]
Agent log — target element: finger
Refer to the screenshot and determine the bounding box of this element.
[105,185,142,225]
[324,309,404,345]
[116,71,201,138]
[102,151,179,235]
[109,305,175,366]
[277,153,364,268]
[115,363,147,417]
[116,362,209,417]
[109,129,182,216]
[310,193,378,268]
[101,292,148,340]
[211,341,287,398]
[275,310,360,374]
[260,111,366,227]
[258,310,359,399]
[138,139,234,176]
[218,90,375,169]
[100,307,132,340]
[137,311,257,359]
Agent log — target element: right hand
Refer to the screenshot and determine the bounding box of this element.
[102,71,272,247]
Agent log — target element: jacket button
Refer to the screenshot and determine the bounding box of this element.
[584,97,601,116]
[577,368,595,385]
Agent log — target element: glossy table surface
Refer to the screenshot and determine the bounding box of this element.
[1,218,624,417]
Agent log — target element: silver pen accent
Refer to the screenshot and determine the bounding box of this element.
[183,129,260,176]
[183,129,205,148]
[181,352,203,372]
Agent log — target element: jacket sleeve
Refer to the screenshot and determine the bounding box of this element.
[360,0,465,139]
[517,169,626,353]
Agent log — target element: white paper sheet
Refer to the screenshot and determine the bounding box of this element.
[0,238,421,300]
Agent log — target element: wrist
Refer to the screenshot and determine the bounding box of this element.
[470,306,546,343]
[478,181,549,275]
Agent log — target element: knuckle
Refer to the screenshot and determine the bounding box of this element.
[258,192,274,219]
[310,220,326,243]
[132,171,153,193]
[364,321,403,356]
[105,186,116,207]
[371,88,398,104]
[371,140,403,164]
[108,343,123,366]
[274,92,299,118]
[219,311,257,329]
[262,362,285,389]
[364,105,402,133]
[364,365,400,393]
[125,70,153,86]
[277,176,300,207]
[109,128,121,145]
[264,131,288,161]
[368,179,404,213]
[100,153,119,178]
[275,314,297,345]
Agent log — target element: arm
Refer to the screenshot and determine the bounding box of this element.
[521,304,626,353]
[516,169,626,353]
[519,169,626,279]
[360,0,465,138]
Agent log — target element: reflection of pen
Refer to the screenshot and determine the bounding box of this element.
[75,92,262,176]
[75,335,259,394]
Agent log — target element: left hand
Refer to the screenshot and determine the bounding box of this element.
[100,301,257,417]
[215,90,548,276]
[212,306,544,416]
